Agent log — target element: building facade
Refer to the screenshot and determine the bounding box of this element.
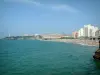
[95,30,100,37]
[78,28,84,37]
[41,34,63,39]
[72,31,78,38]
[77,24,99,38]
[84,24,97,37]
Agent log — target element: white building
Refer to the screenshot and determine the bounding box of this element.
[93,27,99,37]
[78,24,99,38]
[84,24,99,37]
[78,28,84,37]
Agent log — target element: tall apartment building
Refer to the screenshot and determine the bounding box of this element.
[78,28,84,37]
[78,24,99,38]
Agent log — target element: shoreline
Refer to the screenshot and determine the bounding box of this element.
[41,39,99,47]
[1,39,99,47]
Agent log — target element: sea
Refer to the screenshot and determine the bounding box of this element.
[0,40,100,75]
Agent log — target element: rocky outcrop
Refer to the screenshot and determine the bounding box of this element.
[93,49,100,60]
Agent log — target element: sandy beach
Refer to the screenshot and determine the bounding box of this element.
[42,39,99,47]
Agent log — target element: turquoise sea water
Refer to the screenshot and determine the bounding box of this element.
[0,40,100,75]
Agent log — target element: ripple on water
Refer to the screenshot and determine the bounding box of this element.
[0,40,100,75]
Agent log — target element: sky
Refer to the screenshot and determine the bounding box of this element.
[0,0,100,38]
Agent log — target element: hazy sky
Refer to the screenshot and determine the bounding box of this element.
[0,0,100,37]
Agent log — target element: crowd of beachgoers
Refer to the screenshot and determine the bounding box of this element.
[42,39,99,46]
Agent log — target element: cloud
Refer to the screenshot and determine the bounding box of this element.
[4,0,80,13]
[4,0,42,6]
[51,4,79,13]
[30,1,41,6]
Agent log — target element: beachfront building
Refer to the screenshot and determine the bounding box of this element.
[77,24,99,38]
[84,24,98,37]
[72,31,78,38]
[78,28,84,38]
[95,30,100,37]
[41,34,72,40]
[41,34,63,40]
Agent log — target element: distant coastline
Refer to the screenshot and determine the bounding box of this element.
[2,35,99,47]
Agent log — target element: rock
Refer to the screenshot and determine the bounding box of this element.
[93,49,100,60]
